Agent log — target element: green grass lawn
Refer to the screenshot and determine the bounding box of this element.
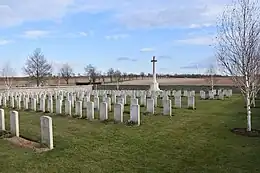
[0,94,260,173]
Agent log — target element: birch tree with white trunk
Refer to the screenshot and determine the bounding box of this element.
[1,62,15,90]
[216,0,260,132]
[205,64,219,92]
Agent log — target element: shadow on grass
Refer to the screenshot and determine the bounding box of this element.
[124,110,130,114]
[100,119,114,124]
[244,105,260,109]
[231,128,260,137]
[225,97,260,136]
[125,120,139,126]
[0,130,12,138]
[19,134,40,143]
[143,111,164,116]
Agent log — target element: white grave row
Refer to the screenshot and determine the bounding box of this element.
[0,90,196,114]
[199,89,232,100]
[0,89,198,109]
[0,89,199,126]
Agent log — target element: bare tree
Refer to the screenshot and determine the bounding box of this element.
[123,72,127,80]
[205,64,219,91]
[1,62,15,89]
[107,68,114,83]
[96,71,101,82]
[60,63,73,84]
[96,70,102,82]
[57,73,61,87]
[114,70,122,82]
[23,48,52,86]
[140,72,145,79]
[115,70,122,90]
[84,64,98,83]
[101,72,106,83]
[128,73,134,80]
[216,0,260,131]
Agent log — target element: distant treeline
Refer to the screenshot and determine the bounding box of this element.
[0,73,227,80]
[156,74,225,78]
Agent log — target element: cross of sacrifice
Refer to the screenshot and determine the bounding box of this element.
[151,56,157,76]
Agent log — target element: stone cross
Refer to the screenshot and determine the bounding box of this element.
[149,56,161,91]
[151,56,157,82]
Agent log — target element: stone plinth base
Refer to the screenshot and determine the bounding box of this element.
[149,82,161,91]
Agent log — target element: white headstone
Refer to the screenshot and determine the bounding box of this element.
[40,116,54,149]
[16,97,21,110]
[209,91,214,99]
[111,94,116,104]
[163,99,172,116]
[87,101,94,120]
[146,99,154,114]
[153,95,157,107]
[174,96,181,108]
[2,97,6,107]
[10,97,14,108]
[10,111,19,137]
[131,98,138,106]
[99,102,108,121]
[0,109,5,131]
[200,91,206,99]
[104,97,112,112]
[130,104,140,125]
[140,95,146,106]
[117,97,125,106]
[40,98,45,112]
[24,97,29,110]
[94,97,99,110]
[75,101,83,118]
[187,96,195,109]
[65,100,72,116]
[56,99,62,114]
[218,92,224,100]
[31,98,37,111]
[47,98,53,113]
[114,103,123,123]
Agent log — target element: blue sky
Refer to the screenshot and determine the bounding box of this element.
[0,0,231,76]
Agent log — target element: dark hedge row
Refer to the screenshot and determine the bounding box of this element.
[93,85,241,93]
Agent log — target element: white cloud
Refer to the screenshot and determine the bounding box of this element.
[19,30,92,39]
[117,57,137,62]
[105,34,129,40]
[79,32,88,36]
[175,35,216,45]
[0,39,13,45]
[61,31,91,38]
[78,30,94,37]
[0,0,232,29]
[114,0,231,29]
[189,23,212,28]
[21,30,50,39]
[0,0,76,28]
[140,48,155,52]
[50,59,80,73]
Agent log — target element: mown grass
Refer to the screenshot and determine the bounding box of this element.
[0,94,260,173]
